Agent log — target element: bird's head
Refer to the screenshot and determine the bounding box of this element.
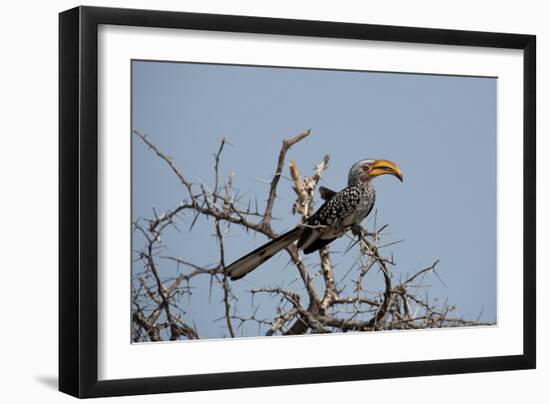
[348,159,403,186]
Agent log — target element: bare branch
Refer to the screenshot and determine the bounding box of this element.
[216,221,235,338]
[263,129,311,228]
[133,130,195,200]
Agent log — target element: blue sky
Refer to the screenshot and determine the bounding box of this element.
[132,60,496,339]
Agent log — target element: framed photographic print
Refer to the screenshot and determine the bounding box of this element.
[59,6,536,398]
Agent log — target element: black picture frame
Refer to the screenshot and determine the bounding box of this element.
[59,5,536,398]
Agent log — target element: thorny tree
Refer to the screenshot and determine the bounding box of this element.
[131,129,493,342]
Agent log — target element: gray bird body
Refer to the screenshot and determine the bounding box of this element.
[226,159,401,281]
[296,182,375,254]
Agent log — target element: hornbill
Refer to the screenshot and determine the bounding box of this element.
[226,159,403,280]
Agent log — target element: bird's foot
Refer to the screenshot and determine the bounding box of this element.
[351,224,365,237]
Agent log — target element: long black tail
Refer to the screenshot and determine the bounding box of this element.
[226,227,302,280]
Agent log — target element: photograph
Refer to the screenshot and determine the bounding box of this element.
[131,60,497,342]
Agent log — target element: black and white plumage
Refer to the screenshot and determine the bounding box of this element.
[296,182,375,255]
[227,159,403,280]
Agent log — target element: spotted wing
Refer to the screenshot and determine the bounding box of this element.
[297,186,362,254]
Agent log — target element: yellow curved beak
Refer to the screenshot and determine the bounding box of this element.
[370,159,403,182]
